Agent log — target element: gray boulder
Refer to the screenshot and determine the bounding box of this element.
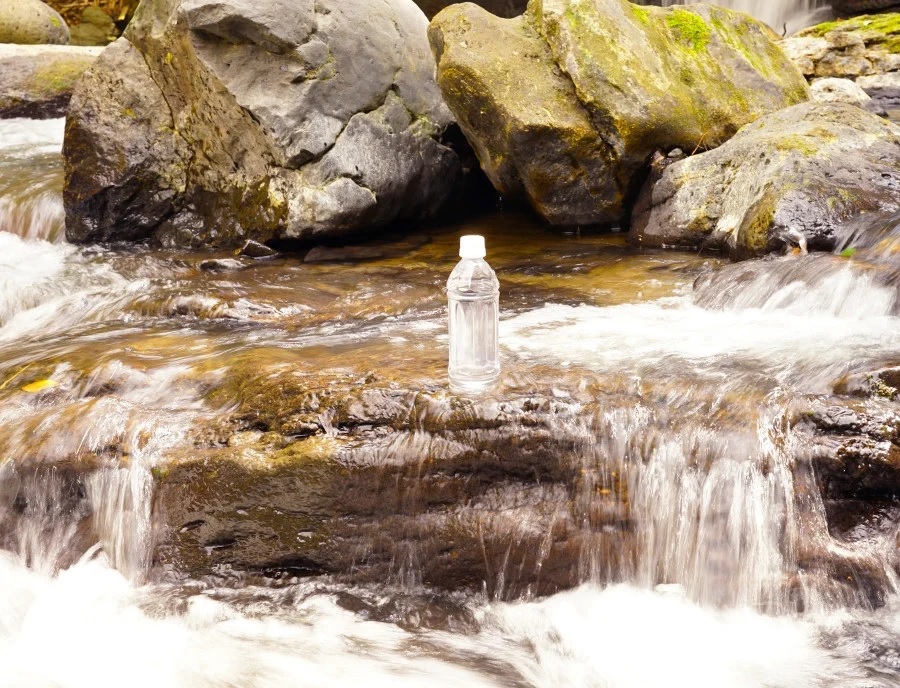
[0,44,100,118]
[631,102,900,259]
[64,0,460,248]
[857,72,900,116]
[429,0,809,227]
[0,0,69,45]
[810,77,873,106]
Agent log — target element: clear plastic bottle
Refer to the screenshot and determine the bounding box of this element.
[447,235,500,393]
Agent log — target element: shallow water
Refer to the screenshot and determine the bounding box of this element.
[0,118,898,686]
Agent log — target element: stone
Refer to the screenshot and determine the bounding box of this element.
[63,39,190,243]
[237,239,278,259]
[69,6,118,47]
[796,397,900,500]
[429,0,809,227]
[781,36,831,77]
[810,76,873,107]
[814,51,873,78]
[858,71,900,113]
[0,43,100,118]
[786,13,900,80]
[631,102,900,258]
[64,0,460,248]
[0,0,69,45]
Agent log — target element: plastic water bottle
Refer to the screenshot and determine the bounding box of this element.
[447,235,499,393]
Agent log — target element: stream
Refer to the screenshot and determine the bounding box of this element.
[0,117,899,687]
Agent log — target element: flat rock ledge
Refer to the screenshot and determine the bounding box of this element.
[1,363,897,605]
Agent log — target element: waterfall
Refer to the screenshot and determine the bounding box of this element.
[636,0,833,33]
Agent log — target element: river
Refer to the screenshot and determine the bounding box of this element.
[0,117,898,687]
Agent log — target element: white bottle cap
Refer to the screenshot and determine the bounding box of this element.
[459,235,486,259]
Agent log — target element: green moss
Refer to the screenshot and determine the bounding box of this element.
[774,133,818,156]
[741,193,777,254]
[50,15,60,27]
[666,9,711,52]
[630,5,651,25]
[30,58,93,97]
[800,13,900,53]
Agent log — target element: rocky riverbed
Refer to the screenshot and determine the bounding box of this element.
[0,1,899,686]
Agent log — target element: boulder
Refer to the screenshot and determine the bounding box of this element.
[64,0,460,248]
[810,76,873,105]
[0,0,69,45]
[69,6,118,46]
[784,13,900,79]
[0,43,100,118]
[810,76,882,114]
[428,0,809,227]
[631,102,900,258]
[857,71,900,114]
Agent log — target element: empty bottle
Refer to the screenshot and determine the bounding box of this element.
[447,235,500,393]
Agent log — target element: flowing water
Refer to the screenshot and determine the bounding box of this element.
[0,117,899,687]
[638,0,833,33]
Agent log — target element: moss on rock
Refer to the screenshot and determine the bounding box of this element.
[429,0,809,227]
[632,102,900,259]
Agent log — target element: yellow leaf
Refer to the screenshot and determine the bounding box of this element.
[21,379,58,393]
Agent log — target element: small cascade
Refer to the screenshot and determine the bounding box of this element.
[85,468,154,583]
[0,116,899,686]
[637,0,833,33]
[0,119,65,243]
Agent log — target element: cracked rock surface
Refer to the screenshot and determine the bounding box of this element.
[428,0,809,227]
[63,0,460,248]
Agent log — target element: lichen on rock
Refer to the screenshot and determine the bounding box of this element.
[631,102,900,259]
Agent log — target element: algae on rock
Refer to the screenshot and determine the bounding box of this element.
[429,0,809,227]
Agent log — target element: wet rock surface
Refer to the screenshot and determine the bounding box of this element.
[0,211,896,607]
[631,102,900,258]
[0,44,100,119]
[797,396,900,499]
[832,0,900,14]
[63,0,460,248]
[429,0,808,228]
[153,371,603,595]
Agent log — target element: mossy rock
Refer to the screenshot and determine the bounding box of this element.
[631,102,900,259]
[0,0,69,45]
[429,0,809,227]
[70,6,118,46]
[798,12,900,55]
